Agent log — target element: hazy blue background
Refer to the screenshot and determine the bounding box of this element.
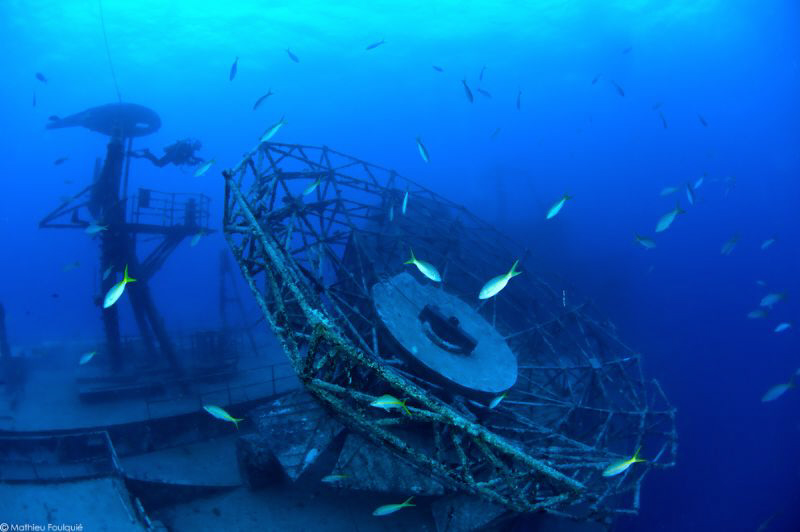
[1,1,798,530]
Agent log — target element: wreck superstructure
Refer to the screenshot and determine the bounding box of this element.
[222,141,677,522]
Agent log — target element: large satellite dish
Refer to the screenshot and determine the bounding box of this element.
[222,141,676,522]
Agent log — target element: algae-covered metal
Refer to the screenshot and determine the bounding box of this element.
[222,141,677,521]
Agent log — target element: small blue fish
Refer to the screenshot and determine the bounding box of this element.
[432,65,443,72]
[415,137,430,163]
[286,48,300,63]
[229,56,238,81]
[461,79,473,103]
[366,40,384,50]
[35,72,47,83]
[252,89,274,110]
[546,194,572,220]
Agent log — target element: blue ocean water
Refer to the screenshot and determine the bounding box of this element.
[1,1,798,530]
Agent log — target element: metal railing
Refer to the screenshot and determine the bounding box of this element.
[143,361,299,421]
[0,431,120,483]
[130,188,212,230]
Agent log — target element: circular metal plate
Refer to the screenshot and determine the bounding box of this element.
[372,272,517,394]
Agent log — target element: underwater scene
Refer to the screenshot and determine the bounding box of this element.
[0,1,798,531]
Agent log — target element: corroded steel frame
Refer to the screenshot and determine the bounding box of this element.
[222,141,677,520]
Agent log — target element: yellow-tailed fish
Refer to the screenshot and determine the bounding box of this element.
[479,260,521,300]
[774,322,792,333]
[103,264,136,309]
[488,392,507,409]
[85,221,108,234]
[194,159,215,177]
[761,237,776,250]
[761,378,794,403]
[63,261,80,272]
[760,292,786,308]
[602,447,646,477]
[79,351,96,365]
[416,137,430,163]
[634,234,656,249]
[747,308,768,319]
[404,249,441,282]
[655,202,685,233]
[303,177,321,196]
[261,116,287,143]
[203,405,244,429]
[546,194,571,220]
[721,234,739,255]
[372,497,415,517]
[321,473,349,484]
[102,265,114,281]
[694,175,705,189]
[401,190,409,215]
[370,394,411,415]
[190,231,203,247]
[659,186,678,197]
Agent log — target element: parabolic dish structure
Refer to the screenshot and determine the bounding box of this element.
[222,141,677,522]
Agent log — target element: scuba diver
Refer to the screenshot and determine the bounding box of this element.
[130,138,204,168]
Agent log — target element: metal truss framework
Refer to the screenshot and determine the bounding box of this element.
[222,141,677,521]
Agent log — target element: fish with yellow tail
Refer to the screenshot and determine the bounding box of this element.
[655,202,685,233]
[479,260,521,300]
[260,116,287,143]
[761,236,776,250]
[602,447,646,477]
[103,265,136,309]
[760,292,786,308]
[321,473,349,484]
[85,221,108,235]
[370,394,411,415]
[401,189,409,215]
[546,194,571,219]
[634,234,656,250]
[774,322,792,333]
[79,351,96,365]
[488,392,507,409]
[194,159,215,177]
[303,177,321,196]
[415,137,430,163]
[372,496,415,517]
[761,375,795,403]
[203,405,244,429]
[720,234,739,255]
[404,248,441,282]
